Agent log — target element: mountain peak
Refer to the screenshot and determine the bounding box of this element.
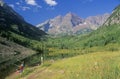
[37,13,109,35]
[0,0,4,6]
[54,15,62,19]
[65,12,78,17]
[66,12,73,15]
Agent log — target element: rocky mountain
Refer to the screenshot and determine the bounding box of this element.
[37,13,110,35]
[85,13,110,29]
[104,5,120,25]
[0,1,46,40]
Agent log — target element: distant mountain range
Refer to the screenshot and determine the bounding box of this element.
[37,12,110,35]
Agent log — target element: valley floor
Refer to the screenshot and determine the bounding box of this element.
[6,51,120,79]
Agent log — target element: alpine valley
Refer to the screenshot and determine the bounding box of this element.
[1,0,120,79]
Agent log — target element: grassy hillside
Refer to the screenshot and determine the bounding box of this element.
[41,24,120,61]
[80,24,120,48]
[104,5,120,25]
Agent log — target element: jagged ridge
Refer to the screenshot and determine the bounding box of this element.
[37,13,110,35]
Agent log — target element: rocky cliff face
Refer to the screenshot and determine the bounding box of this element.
[37,13,110,35]
[104,5,120,26]
[85,13,110,29]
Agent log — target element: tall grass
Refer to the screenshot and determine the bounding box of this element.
[18,51,120,79]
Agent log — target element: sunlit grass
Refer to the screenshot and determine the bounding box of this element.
[49,51,120,79]
[13,51,120,79]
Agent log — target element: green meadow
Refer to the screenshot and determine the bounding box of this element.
[7,51,120,79]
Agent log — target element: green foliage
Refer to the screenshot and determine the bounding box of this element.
[80,24,120,48]
[24,53,42,66]
[14,50,21,56]
[38,24,120,62]
[20,68,34,78]
[42,61,51,67]
[13,51,120,79]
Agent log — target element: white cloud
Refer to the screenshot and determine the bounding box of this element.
[25,0,37,6]
[21,6,30,11]
[16,2,20,5]
[9,4,14,8]
[25,0,42,8]
[44,0,57,6]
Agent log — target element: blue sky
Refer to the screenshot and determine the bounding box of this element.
[4,0,120,25]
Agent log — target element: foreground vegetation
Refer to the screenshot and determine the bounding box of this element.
[7,51,120,79]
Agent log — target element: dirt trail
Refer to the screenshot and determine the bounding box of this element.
[5,71,20,79]
[27,68,46,79]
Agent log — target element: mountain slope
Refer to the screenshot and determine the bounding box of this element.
[0,36,36,67]
[0,2,46,79]
[78,5,120,49]
[104,5,120,25]
[0,2,46,40]
[37,13,109,35]
[0,1,46,59]
[0,1,46,63]
[85,13,110,29]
